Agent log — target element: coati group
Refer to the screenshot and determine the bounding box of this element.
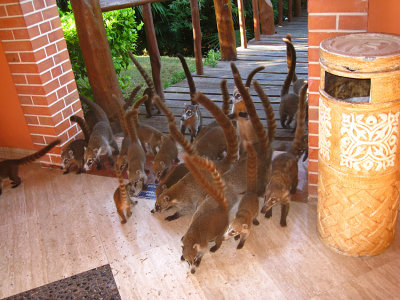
[0,40,308,274]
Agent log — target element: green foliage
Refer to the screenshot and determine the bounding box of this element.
[59,7,143,97]
[203,49,221,67]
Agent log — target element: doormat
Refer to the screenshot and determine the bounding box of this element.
[137,183,157,200]
[4,264,121,300]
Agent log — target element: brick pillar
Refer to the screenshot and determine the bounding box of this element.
[0,0,83,166]
[307,0,369,200]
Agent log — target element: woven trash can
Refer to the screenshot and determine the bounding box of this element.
[317,33,400,256]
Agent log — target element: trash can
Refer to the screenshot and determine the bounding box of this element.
[317,33,400,256]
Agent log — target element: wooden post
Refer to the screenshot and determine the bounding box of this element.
[288,0,292,22]
[70,0,123,121]
[294,0,301,17]
[278,0,283,26]
[213,0,237,60]
[252,0,260,41]
[237,0,247,48]
[189,0,203,75]
[258,0,275,35]
[142,3,164,101]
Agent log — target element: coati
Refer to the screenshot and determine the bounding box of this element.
[80,94,119,170]
[224,141,259,249]
[0,139,60,195]
[261,83,308,226]
[285,33,307,95]
[180,152,229,274]
[124,97,148,196]
[113,161,137,224]
[61,115,90,174]
[280,37,299,129]
[180,103,202,143]
[154,163,189,198]
[152,134,179,184]
[152,93,238,221]
[127,51,160,117]
[123,85,142,110]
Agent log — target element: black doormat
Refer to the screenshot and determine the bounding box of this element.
[4,264,121,300]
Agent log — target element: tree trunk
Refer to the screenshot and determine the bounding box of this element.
[190,0,203,74]
[237,0,247,48]
[213,0,237,60]
[252,0,260,41]
[258,0,275,35]
[70,0,123,123]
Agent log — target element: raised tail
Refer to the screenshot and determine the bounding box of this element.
[16,139,60,165]
[115,160,128,204]
[193,91,238,165]
[177,53,196,104]
[220,79,230,115]
[79,94,109,123]
[244,141,257,194]
[183,153,228,211]
[285,33,298,83]
[245,66,265,88]
[123,85,142,111]
[153,96,195,155]
[290,83,308,158]
[125,96,147,142]
[281,38,296,97]
[128,51,155,96]
[70,115,90,142]
[112,94,129,136]
[254,80,276,144]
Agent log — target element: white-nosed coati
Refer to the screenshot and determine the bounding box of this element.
[152,134,179,184]
[154,163,189,198]
[180,103,202,143]
[61,115,90,174]
[280,37,300,129]
[113,161,137,224]
[180,152,229,274]
[285,33,307,95]
[127,51,160,118]
[124,97,148,196]
[224,141,259,249]
[152,93,238,221]
[80,94,119,170]
[0,139,60,195]
[261,83,308,227]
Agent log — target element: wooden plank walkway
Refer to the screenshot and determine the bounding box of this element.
[139,13,308,141]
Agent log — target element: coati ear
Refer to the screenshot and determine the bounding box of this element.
[161,184,167,191]
[243,224,249,230]
[193,243,201,252]
[68,150,74,157]
[160,161,166,167]
[164,195,170,202]
[136,170,141,175]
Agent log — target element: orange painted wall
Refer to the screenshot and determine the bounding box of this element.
[0,42,34,149]
[368,0,400,35]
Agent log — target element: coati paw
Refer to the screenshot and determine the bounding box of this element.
[181,255,185,261]
[237,241,245,249]
[253,219,260,225]
[280,220,287,227]
[174,158,180,163]
[290,186,297,194]
[209,245,218,252]
[264,209,272,218]
[121,219,127,224]
[165,212,180,221]
[63,170,69,175]
[234,235,240,241]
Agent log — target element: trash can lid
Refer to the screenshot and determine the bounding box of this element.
[321,33,400,58]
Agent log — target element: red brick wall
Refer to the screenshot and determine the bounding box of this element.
[307,0,369,200]
[0,0,83,166]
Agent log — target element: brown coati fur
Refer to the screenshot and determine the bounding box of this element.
[114,162,138,224]
[177,53,197,104]
[123,85,142,111]
[224,141,259,249]
[180,152,228,274]
[285,33,307,95]
[124,97,148,196]
[280,37,299,129]
[0,140,60,195]
[154,163,189,198]
[61,115,91,174]
[152,94,237,221]
[127,51,160,117]
[152,134,179,184]
[220,79,231,116]
[80,94,119,170]
[262,83,308,226]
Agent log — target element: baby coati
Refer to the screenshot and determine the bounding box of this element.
[80,94,119,170]
[0,139,60,195]
[128,50,160,117]
[180,103,202,143]
[124,98,148,196]
[180,152,229,274]
[114,161,137,224]
[152,134,179,183]
[285,33,307,95]
[154,163,189,198]
[61,115,90,174]
[280,37,299,129]
[261,83,308,226]
[152,93,238,221]
[224,141,259,249]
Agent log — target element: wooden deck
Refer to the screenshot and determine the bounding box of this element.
[138,14,308,141]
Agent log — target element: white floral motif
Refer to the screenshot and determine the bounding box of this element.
[319,101,332,161]
[340,112,400,171]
